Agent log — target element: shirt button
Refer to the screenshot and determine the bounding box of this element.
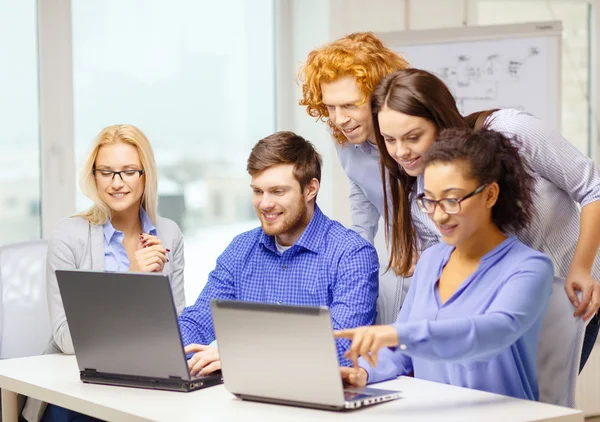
[277,301,282,305]
[399,344,407,350]
[282,265,286,270]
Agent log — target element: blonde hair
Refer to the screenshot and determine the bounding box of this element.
[298,32,409,145]
[75,124,158,225]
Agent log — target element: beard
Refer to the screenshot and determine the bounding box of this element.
[258,197,310,239]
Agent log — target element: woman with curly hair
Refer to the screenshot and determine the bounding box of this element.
[369,68,600,373]
[336,128,554,401]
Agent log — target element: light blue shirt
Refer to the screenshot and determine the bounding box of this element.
[102,208,157,271]
[335,141,384,245]
[178,206,379,365]
[362,236,553,401]
[335,141,408,324]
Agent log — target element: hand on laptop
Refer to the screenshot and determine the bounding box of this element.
[340,367,368,388]
[335,325,399,368]
[185,344,221,376]
[135,234,169,272]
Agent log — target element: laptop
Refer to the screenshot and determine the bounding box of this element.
[211,300,402,410]
[55,269,223,392]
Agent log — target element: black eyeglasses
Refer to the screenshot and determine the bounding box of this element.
[93,169,145,182]
[416,184,487,214]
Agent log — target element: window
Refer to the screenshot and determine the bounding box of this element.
[474,0,591,155]
[0,0,41,244]
[71,0,275,302]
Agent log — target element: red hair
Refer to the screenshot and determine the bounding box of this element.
[298,32,409,145]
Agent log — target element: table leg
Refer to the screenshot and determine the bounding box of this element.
[1,389,18,422]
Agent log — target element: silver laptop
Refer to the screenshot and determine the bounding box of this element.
[55,269,222,392]
[211,300,402,410]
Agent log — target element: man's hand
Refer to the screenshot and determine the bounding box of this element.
[335,325,399,368]
[565,267,600,321]
[184,344,221,376]
[340,366,368,388]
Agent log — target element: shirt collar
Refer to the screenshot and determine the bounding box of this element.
[102,207,157,243]
[140,207,157,235]
[417,174,425,194]
[480,236,518,262]
[440,236,518,266]
[102,219,117,244]
[259,205,327,254]
[355,140,380,157]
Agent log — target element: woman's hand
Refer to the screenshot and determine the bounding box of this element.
[335,325,399,368]
[340,366,368,388]
[565,267,600,321]
[135,233,169,272]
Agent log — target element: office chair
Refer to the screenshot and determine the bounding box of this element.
[0,240,51,359]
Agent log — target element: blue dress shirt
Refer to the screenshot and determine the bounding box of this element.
[178,205,379,365]
[362,236,553,400]
[102,208,157,271]
[335,141,384,244]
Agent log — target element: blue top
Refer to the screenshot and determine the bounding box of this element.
[411,109,600,282]
[334,141,384,244]
[178,205,379,365]
[102,208,157,271]
[362,236,553,400]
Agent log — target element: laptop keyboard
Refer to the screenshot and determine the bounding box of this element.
[344,390,373,400]
[191,370,222,380]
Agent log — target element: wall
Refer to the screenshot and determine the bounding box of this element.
[277,0,472,227]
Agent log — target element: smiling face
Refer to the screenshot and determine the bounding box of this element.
[94,142,145,217]
[321,75,374,144]
[378,106,438,176]
[250,164,318,246]
[422,161,496,246]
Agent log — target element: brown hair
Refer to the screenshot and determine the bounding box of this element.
[465,109,499,131]
[423,128,534,233]
[298,32,409,145]
[247,131,322,193]
[371,68,493,275]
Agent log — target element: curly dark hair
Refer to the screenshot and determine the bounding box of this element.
[371,67,509,275]
[423,128,535,234]
[371,68,467,275]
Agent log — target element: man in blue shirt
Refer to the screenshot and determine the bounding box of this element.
[179,131,379,375]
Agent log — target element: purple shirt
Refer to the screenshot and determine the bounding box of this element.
[362,236,553,401]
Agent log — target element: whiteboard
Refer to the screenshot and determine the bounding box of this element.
[377,21,562,131]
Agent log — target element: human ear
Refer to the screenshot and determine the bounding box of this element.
[305,178,320,203]
[485,182,500,208]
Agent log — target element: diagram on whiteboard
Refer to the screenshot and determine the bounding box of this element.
[437,47,540,110]
[395,34,556,126]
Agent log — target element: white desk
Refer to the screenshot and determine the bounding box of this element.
[0,355,583,422]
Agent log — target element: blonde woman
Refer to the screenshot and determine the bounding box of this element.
[22,124,185,422]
